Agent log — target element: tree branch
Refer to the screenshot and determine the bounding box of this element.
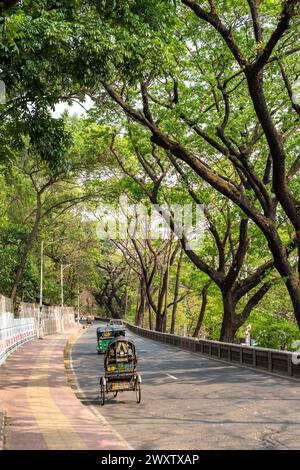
[181,0,247,67]
[247,0,263,43]
[253,0,298,71]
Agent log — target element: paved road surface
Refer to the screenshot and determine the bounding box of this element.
[71,323,300,450]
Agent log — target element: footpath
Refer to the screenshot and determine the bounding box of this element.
[0,329,128,450]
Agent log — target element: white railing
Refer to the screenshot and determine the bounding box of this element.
[0,295,76,366]
[0,311,35,366]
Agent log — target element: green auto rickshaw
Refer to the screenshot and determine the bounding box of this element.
[96,326,125,354]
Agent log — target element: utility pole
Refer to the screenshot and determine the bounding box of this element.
[77,280,80,327]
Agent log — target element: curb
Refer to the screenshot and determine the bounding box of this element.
[63,329,85,393]
[63,328,132,450]
[0,410,5,450]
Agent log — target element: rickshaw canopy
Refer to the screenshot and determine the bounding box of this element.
[105,338,137,365]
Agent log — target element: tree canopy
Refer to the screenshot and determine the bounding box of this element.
[0,0,299,348]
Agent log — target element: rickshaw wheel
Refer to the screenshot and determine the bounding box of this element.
[100,380,105,406]
[136,382,141,404]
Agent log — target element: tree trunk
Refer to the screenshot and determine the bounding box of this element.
[156,313,164,332]
[285,275,300,328]
[106,296,118,318]
[219,290,237,342]
[161,241,174,333]
[135,279,146,327]
[162,280,169,333]
[124,282,129,318]
[11,195,42,302]
[265,229,300,329]
[148,305,153,330]
[246,73,300,329]
[170,248,183,334]
[193,282,210,337]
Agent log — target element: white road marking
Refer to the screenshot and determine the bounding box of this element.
[166,373,178,380]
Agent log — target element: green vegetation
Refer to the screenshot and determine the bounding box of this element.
[0,0,299,349]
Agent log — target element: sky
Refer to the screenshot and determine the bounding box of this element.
[51,96,94,118]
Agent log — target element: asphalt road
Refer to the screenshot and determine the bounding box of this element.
[71,323,300,450]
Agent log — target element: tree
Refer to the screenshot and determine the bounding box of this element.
[88,1,300,329]
[95,258,128,319]
[111,217,187,331]
[1,0,299,344]
[109,133,276,340]
[0,115,107,301]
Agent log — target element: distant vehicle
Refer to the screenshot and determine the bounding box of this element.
[99,337,141,405]
[86,315,94,326]
[107,319,125,328]
[96,326,126,354]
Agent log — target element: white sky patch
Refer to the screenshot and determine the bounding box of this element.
[51,96,94,118]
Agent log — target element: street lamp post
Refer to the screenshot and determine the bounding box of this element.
[40,237,82,335]
[39,237,67,338]
[77,280,80,327]
[61,263,71,333]
[61,264,65,333]
[38,241,44,339]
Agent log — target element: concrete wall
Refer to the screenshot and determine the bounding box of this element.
[0,295,76,366]
[19,302,76,336]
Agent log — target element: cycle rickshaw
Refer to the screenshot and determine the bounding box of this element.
[99,337,141,405]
